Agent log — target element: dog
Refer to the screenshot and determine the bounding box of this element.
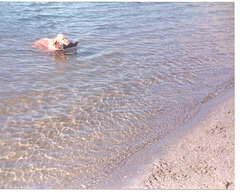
[33,34,78,51]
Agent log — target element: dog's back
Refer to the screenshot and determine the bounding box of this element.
[33,38,51,49]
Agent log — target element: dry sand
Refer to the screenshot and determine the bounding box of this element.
[97,88,235,189]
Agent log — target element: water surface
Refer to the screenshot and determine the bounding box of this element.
[0,2,234,188]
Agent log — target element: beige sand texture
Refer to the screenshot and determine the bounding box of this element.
[97,88,234,189]
[142,92,235,189]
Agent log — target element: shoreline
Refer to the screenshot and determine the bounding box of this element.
[97,87,235,189]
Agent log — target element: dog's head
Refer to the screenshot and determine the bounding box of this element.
[53,34,78,50]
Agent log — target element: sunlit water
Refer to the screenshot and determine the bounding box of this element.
[0,2,234,188]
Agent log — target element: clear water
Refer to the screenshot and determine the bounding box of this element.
[0,2,234,188]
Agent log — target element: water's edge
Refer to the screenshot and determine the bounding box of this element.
[95,82,234,189]
[93,78,234,189]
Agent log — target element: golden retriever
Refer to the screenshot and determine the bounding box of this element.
[33,34,78,51]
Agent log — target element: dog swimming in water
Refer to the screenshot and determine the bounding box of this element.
[33,34,78,51]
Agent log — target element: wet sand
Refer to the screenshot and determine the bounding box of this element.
[97,88,235,189]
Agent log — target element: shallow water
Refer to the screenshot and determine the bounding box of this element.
[0,2,234,188]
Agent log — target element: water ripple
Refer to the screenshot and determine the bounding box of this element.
[0,2,234,189]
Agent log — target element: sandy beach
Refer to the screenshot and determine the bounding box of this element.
[97,88,235,189]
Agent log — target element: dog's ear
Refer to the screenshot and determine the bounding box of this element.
[54,40,59,49]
